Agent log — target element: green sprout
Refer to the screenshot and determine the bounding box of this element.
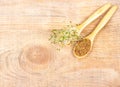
[49,23,82,47]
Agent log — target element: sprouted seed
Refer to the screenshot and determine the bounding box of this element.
[49,23,82,47]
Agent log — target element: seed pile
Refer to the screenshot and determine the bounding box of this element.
[49,24,82,46]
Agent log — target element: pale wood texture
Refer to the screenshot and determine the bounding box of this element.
[0,0,120,87]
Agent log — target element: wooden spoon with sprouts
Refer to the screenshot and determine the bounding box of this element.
[73,5,118,59]
[49,3,112,46]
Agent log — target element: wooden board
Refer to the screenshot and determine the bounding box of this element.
[0,0,120,87]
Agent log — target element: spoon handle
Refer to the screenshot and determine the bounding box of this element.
[76,3,112,35]
[88,5,118,40]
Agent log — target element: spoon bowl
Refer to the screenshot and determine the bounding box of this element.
[73,38,91,59]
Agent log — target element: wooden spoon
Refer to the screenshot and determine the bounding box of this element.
[73,5,118,59]
[76,3,112,35]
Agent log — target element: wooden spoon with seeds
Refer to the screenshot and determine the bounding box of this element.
[73,5,118,59]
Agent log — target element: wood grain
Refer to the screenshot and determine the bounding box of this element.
[0,0,120,87]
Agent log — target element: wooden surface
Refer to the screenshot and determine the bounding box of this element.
[0,0,120,87]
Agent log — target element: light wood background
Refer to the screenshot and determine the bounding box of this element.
[0,0,120,87]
